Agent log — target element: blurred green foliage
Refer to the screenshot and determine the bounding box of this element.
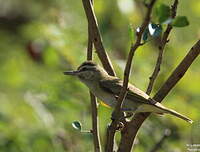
[0,0,200,151]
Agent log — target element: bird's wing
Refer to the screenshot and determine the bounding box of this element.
[99,77,151,104]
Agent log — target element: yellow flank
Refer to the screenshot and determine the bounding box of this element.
[100,101,111,108]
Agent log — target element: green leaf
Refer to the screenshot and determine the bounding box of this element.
[153,26,162,37]
[162,18,173,25]
[142,28,149,42]
[172,16,189,27]
[148,23,162,37]
[72,121,82,131]
[128,24,134,42]
[156,3,171,23]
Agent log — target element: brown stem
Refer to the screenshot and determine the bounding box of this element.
[153,40,200,102]
[149,129,171,152]
[89,92,102,152]
[119,40,200,152]
[105,0,157,151]
[87,24,93,60]
[146,0,179,95]
[82,0,116,76]
[86,1,102,151]
[82,0,116,149]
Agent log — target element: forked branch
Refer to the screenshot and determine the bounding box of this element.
[118,40,200,151]
[107,0,157,151]
[86,0,102,151]
[146,0,179,95]
[82,0,115,76]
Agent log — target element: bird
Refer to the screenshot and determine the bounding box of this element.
[64,61,193,123]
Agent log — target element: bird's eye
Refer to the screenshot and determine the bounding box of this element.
[81,67,87,71]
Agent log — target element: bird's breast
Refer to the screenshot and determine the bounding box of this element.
[81,80,140,111]
[83,81,116,107]
[93,87,116,107]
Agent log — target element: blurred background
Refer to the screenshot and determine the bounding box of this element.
[0,0,199,151]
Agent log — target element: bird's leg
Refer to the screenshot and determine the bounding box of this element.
[116,122,125,131]
[118,112,133,121]
[113,94,133,121]
[124,112,134,119]
[111,110,124,121]
[111,110,126,132]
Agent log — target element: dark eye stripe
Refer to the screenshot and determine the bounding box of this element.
[80,67,87,71]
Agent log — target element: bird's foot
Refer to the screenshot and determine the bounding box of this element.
[124,112,133,119]
[116,122,125,131]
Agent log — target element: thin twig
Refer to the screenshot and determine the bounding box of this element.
[89,92,102,152]
[105,0,157,151]
[153,40,200,101]
[82,0,116,150]
[87,23,93,60]
[82,0,116,76]
[118,40,200,152]
[86,0,102,151]
[146,0,179,95]
[149,129,171,152]
[118,1,179,151]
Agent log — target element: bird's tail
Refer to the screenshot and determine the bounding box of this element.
[137,102,193,123]
[154,102,193,124]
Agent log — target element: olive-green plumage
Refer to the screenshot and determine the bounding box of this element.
[64,61,193,123]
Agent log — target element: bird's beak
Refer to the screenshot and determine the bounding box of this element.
[63,70,79,76]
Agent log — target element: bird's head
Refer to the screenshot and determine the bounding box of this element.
[64,61,108,81]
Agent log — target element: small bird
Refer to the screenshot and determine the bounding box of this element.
[64,61,193,123]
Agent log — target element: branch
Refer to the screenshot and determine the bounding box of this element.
[82,0,115,151]
[149,129,171,152]
[118,39,200,151]
[87,20,93,60]
[105,0,157,151]
[89,92,102,152]
[146,0,178,95]
[86,1,101,151]
[82,0,116,76]
[153,40,200,101]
